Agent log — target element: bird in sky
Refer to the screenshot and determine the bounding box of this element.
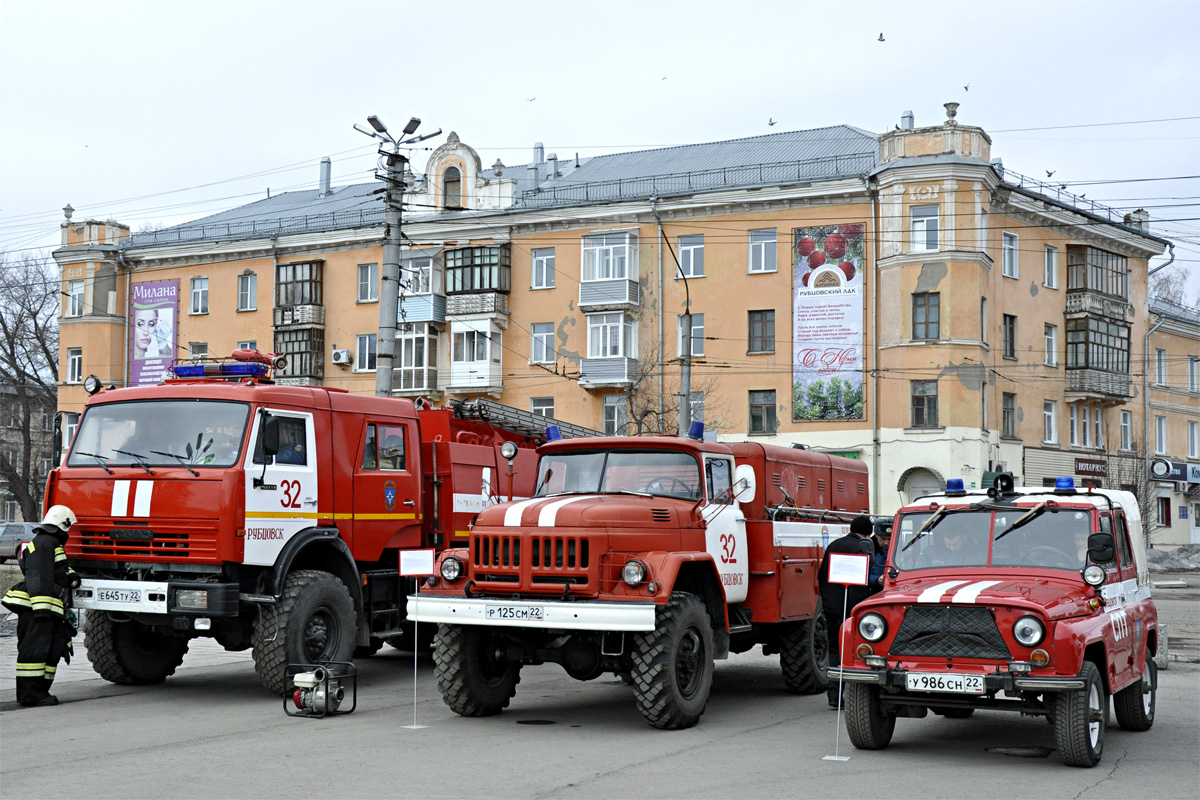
[878,33,885,41]
[963,83,970,92]
[527,97,536,102]
[1046,169,1056,177]
[1059,184,1068,190]
[768,118,777,126]
[662,76,667,81]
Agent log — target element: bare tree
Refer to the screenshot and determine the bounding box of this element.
[625,332,732,436]
[1102,421,1156,548]
[0,250,59,521]
[1150,265,1200,308]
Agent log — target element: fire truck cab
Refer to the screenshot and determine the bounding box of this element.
[829,475,1161,767]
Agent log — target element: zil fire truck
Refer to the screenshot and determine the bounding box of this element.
[408,427,870,729]
[828,475,1161,768]
[51,350,600,696]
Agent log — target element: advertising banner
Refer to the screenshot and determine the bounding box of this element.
[792,224,865,420]
[130,280,178,386]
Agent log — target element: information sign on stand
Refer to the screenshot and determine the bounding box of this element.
[823,552,869,763]
[400,549,436,730]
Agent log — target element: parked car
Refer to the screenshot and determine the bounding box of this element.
[0,522,38,562]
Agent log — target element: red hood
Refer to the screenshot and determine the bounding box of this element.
[476,494,691,530]
[861,571,1095,620]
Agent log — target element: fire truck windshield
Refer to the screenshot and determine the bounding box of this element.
[534,450,702,500]
[893,507,1091,572]
[67,400,251,469]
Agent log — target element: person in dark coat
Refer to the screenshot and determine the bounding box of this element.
[2,505,80,707]
[818,514,874,706]
[868,521,892,592]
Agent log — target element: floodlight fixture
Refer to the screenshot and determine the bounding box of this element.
[367,115,389,134]
[402,117,421,135]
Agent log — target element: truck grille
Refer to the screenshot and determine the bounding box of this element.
[889,606,1011,660]
[72,521,219,562]
[471,534,594,589]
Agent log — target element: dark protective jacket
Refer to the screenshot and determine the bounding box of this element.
[2,525,77,619]
[818,533,874,618]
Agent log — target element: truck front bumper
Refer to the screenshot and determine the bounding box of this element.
[74,578,240,618]
[827,666,1086,693]
[408,594,657,632]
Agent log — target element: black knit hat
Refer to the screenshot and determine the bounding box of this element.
[850,515,872,536]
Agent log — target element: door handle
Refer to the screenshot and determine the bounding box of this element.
[303,497,317,506]
[403,499,416,507]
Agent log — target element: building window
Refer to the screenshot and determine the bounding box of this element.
[1120,410,1133,451]
[355,334,377,372]
[274,327,324,380]
[276,261,323,306]
[66,348,82,384]
[1094,407,1103,448]
[63,412,79,450]
[602,395,627,435]
[1156,497,1171,527]
[189,342,208,360]
[397,323,438,391]
[748,228,777,273]
[1044,246,1058,289]
[1001,232,1019,278]
[445,246,510,294]
[1188,420,1199,459]
[748,310,775,353]
[587,312,636,359]
[238,340,257,351]
[1155,348,1167,385]
[2,500,17,522]
[910,205,939,252]
[910,381,938,428]
[1067,245,1129,299]
[1070,405,1079,446]
[1190,356,1199,392]
[531,323,555,363]
[749,390,777,434]
[678,235,704,278]
[190,277,209,314]
[1044,323,1058,366]
[357,263,379,303]
[1002,314,1017,359]
[1066,317,1130,374]
[677,313,704,357]
[531,248,556,289]
[912,293,940,340]
[582,233,635,281]
[453,330,491,364]
[66,280,84,317]
[980,298,988,345]
[6,405,20,428]
[1002,393,1016,438]
[404,257,435,294]
[1043,400,1057,444]
[443,166,462,210]
[236,272,257,311]
[1155,415,1167,454]
[531,397,555,418]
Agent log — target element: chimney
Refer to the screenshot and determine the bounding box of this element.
[533,142,544,164]
[527,163,539,188]
[900,110,914,130]
[1123,209,1150,232]
[318,157,332,198]
[547,153,558,178]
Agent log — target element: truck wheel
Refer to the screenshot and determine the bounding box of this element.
[1113,657,1156,732]
[85,613,189,685]
[844,682,896,749]
[1054,660,1105,767]
[630,592,714,730]
[252,570,356,696]
[433,624,522,716]
[779,602,830,694]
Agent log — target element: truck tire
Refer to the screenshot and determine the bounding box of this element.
[85,613,189,685]
[630,592,714,730]
[433,624,521,716]
[252,570,356,696]
[779,602,830,694]
[1113,657,1155,732]
[844,682,896,749]
[1054,660,1105,767]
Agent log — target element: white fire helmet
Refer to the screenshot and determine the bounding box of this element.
[42,505,77,534]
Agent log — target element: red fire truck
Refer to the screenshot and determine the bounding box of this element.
[409,429,869,728]
[829,475,1161,767]
[52,352,597,695]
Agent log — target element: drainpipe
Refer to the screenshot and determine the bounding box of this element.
[652,196,664,432]
[1141,243,1174,549]
[117,247,131,387]
[870,190,881,516]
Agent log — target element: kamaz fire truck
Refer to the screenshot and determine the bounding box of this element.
[829,475,1160,768]
[51,350,599,695]
[408,427,870,729]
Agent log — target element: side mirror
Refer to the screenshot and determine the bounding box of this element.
[733,464,757,504]
[53,413,63,466]
[261,415,280,456]
[857,537,874,555]
[1087,532,1115,564]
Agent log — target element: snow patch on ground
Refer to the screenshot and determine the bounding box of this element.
[1148,544,1200,572]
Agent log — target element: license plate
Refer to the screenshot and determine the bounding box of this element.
[485,604,544,622]
[905,672,985,694]
[96,588,142,604]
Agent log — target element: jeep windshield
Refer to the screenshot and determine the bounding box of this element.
[67,400,251,469]
[893,507,1092,572]
[534,450,701,500]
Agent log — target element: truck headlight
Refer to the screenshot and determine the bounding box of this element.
[622,560,647,587]
[440,556,463,582]
[858,612,887,642]
[175,589,209,610]
[1013,615,1045,647]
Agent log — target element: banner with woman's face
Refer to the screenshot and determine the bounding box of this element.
[130,280,178,386]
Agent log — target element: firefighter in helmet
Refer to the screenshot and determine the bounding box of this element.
[1,505,81,707]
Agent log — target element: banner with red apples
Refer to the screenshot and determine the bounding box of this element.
[792,225,865,420]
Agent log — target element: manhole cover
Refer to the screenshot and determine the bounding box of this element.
[985,746,1054,758]
[516,719,556,725]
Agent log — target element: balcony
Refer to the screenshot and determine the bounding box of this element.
[1065,368,1132,403]
[579,357,637,389]
[1065,290,1132,321]
[447,361,503,395]
[399,293,446,324]
[579,279,640,311]
[447,293,508,317]
[274,304,325,327]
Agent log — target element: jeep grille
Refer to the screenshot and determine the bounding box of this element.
[889,605,1011,660]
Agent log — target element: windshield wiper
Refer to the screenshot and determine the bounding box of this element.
[114,449,154,476]
[150,450,200,477]
[608,489,652,497]
[994,502,1048,541]
[901,507,948,552]
[74,451,114,475]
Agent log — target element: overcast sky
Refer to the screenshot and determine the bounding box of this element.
[2,0,1197,291]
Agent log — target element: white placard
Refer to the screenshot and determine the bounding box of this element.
[400,549,436,576]
[827,553,869,585]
